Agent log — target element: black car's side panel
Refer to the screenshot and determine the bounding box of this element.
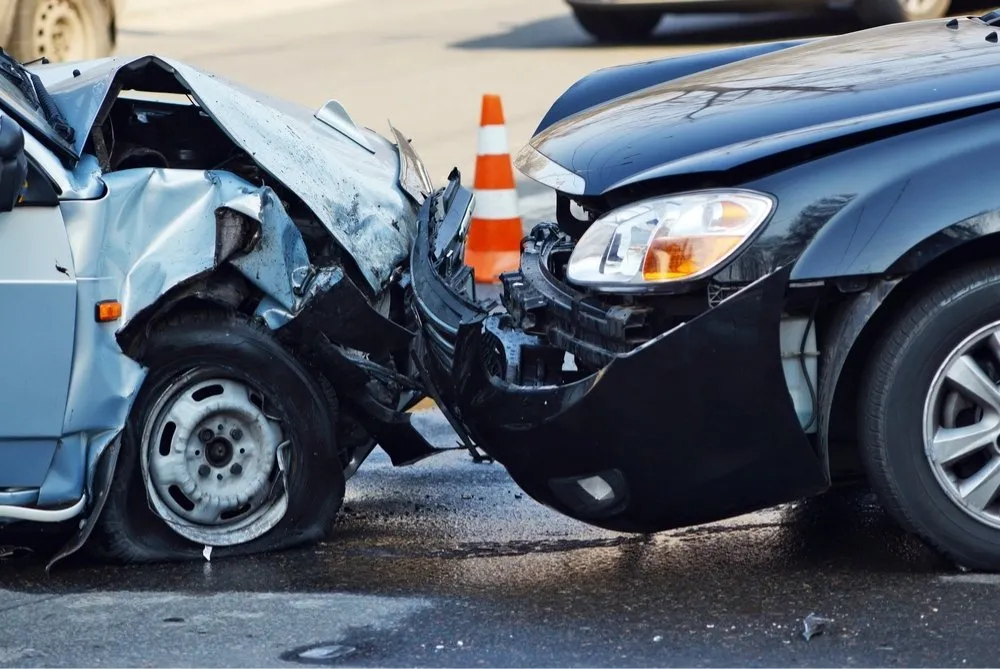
[533,40,810,135]
[712,107,1000,284]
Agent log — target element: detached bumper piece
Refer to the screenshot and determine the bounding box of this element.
[409,173,829,534]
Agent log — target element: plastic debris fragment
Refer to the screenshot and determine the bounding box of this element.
[802,612,833,641]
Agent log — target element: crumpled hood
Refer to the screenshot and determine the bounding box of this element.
[525,18,1000,196]
[32,56,416,293]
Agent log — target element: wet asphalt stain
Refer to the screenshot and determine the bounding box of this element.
[0,441,996,666]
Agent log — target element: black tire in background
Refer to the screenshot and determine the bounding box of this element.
[860,262,1000,572]
[853,0,949,26]
[571,6,662,43]
[7,0,113,63]
[88,310,344,563]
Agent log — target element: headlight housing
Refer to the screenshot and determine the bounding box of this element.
[565,190,775,290]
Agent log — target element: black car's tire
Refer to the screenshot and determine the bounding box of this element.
[88,310,344,564]
[853,0,949,26]
[860,262,1000,572]
[571,7,661,43]
[7,0,114,63]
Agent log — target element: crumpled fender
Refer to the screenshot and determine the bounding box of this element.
[35,55,416,293]
[49,166,327,568]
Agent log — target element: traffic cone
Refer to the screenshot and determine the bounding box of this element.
[466,94,522,283]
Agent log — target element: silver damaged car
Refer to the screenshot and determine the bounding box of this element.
[0,51,449,566]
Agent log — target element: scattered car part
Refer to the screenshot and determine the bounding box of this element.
[801,613,833,641]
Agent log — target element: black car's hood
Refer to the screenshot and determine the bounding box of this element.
[519,18,1000,196]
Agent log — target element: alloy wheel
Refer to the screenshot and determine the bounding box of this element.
[923,322,1000,529]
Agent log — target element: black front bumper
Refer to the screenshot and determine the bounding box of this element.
[408,173,830,533]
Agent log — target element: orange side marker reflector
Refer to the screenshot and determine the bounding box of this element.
[95,300,122,323]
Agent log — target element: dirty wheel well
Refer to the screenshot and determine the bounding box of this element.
[115,268,364,470]
[825,232,1000,477]
[116,268,261,361]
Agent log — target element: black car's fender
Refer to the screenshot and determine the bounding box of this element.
[711,105,1000,469]
[533,39,812,135]
[713,105,1000,286]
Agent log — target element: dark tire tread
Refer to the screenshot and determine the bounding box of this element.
[87,309,343,564]
[860,261,1000,571]
[571,7,661,43]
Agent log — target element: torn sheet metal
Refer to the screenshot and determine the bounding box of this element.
[58,166,315,494]
[33,56,417,293]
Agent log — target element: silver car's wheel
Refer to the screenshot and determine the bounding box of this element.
[143,374,290,547]
[923,323,1000,530]
[89,311,344,564]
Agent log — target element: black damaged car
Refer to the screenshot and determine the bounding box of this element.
[408,14,1000,572]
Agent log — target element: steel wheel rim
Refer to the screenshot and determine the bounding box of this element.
[31,0,93,62]
[923,321,1000,530]
[140,370,291,546]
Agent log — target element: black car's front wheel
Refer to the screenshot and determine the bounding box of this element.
[571,6,662,43]
[88,311,344,563]
[861,262,1000,571]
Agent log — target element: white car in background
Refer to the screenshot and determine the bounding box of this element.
[567,0,953,42]
[0,0,123,62]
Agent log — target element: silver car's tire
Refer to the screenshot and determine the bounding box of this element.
[860,262,1000,572]
[88,311,344,564]
[853,0,950,26]
[7,0,113,63]
[571,7,661,43]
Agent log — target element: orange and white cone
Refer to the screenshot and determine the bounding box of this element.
[466,94,522,284]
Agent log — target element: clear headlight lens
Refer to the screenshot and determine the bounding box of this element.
[565,190,775,288]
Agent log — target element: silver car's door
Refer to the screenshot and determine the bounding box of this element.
[0,131,77,492]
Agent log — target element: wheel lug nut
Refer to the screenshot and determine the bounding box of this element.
[230,463,243,476]
[199,429,213,443]
[198,465,210,478]
[230,428,243,442]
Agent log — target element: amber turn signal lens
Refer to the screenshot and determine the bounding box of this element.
[95,300,122,323]
[642,235,743,281]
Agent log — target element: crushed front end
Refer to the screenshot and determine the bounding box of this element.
[408,172,830,533]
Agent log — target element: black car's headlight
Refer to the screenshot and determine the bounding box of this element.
[566,189,775,290]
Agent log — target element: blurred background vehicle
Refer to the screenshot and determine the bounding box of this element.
[566,0,951,42]
[0,0,122,63]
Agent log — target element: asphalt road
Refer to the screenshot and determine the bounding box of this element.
[3,1,1000,666]
[1,411,998,667]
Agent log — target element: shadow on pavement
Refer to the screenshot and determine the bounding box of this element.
[0,479,952,598]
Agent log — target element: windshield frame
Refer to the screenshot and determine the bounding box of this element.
[0,58,77,162]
